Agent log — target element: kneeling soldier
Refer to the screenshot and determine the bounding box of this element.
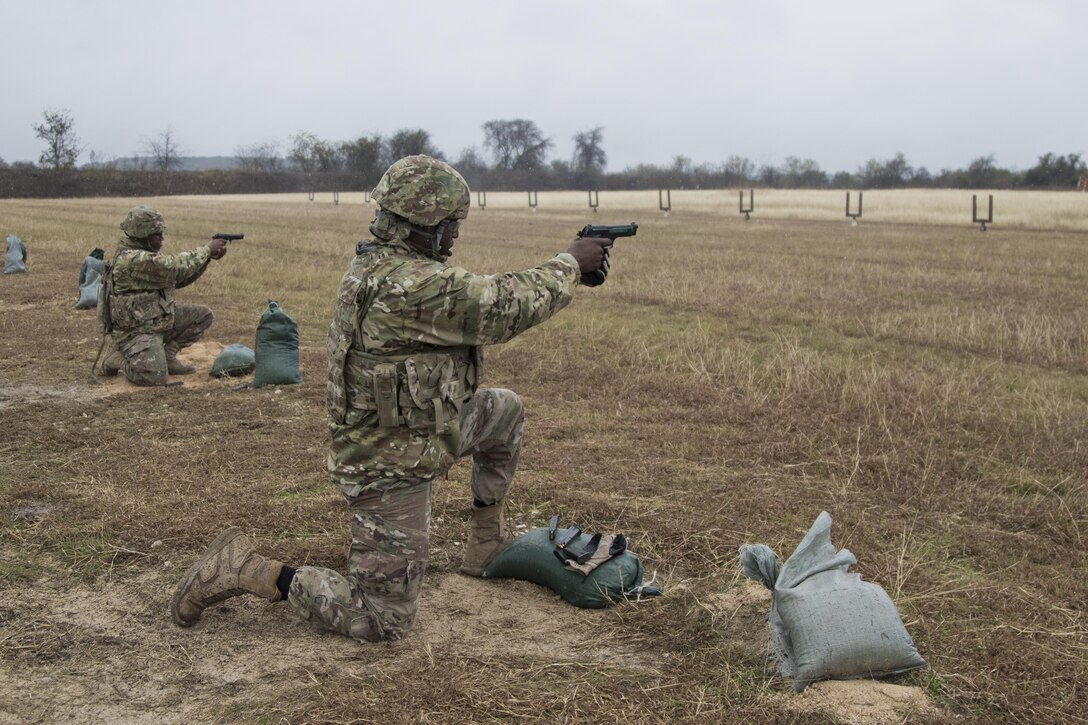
[173,155,611,641]
[97,206,228,386]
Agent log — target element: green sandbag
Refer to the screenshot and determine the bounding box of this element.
[211,343,256,378]
[483,526,644,609]
[253,301,302,388]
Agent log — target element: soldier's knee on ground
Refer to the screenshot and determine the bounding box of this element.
[117,334,168,386]
[124,363,167,387]
[287,563,423,643]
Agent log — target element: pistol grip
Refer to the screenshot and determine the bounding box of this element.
[579,246,611,287]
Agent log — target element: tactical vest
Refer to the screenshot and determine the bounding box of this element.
[100,249,176,335]
[327,244,482,433]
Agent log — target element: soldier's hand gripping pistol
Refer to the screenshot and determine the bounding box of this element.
[576,222,637,286]
[209,233,243,260]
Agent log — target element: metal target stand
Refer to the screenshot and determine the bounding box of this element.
[659,189,671,217]
[588,190,599,213]
[333,191,340,206]
[477,191,486,211]
[739,189,754,220]
[528,190,538,212]
[846,191,863,226]
[972,194,993,231]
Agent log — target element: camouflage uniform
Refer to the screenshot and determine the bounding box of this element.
[286,156,581,641]
[100,207,215,386]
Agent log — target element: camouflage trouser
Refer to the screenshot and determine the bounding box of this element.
[114,304,213,386]
[287,387,525,642]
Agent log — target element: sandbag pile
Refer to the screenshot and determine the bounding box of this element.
[740,511,926,691]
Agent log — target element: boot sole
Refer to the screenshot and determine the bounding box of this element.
[459,564,487,577]
[170,526,245,627]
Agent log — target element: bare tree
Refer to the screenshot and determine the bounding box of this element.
[33,109,82,170]
[340,134,384,183]
[572,127,606,174]
[455,146,487,175]
[145,126,184,172]
[779,157,827,188]
[235,141,283,172]
[722,155,755,183]
[383,128,441,166]
[289,131,343,172]
[482,119,552,171]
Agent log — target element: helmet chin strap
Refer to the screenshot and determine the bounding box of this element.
[431,220,450,258]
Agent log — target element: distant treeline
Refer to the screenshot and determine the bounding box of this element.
[6,110,1087,198]
[2,152,1084,199]
[0,168,358,199]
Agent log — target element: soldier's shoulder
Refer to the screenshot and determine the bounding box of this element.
[114,248,151,264]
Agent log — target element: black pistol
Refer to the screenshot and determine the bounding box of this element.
[576,222,637,287]
[212,233,244,243]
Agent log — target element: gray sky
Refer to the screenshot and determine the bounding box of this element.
[2,0,1083,174]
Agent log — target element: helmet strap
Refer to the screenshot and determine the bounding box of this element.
[431,220,450,259]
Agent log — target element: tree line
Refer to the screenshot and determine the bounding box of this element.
[2,109,1085,199]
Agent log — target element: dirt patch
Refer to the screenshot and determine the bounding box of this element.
[0,383,109,410]
[0,566,652,723]
[701,580,771,619]
[9,501,64,522]
[779,679,942,724]
[0,342,252,410]
[93,340,244,395]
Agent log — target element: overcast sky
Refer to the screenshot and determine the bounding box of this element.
[2,0,1083,174]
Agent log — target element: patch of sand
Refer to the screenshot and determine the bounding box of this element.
[0,342,254,410]
[779,679,942,725]
[0,566,651,723]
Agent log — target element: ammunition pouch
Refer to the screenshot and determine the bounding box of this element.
[339,348,478,432]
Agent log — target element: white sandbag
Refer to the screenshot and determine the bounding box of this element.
[75,254,105,310]
[740,511,926,691]
[4,235,27,274]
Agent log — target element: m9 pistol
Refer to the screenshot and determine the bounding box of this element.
[212,233,244,243]
[577,222,637,287]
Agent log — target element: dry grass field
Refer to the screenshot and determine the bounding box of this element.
[1,190,1085,724]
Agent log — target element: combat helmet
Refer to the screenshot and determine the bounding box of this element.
[120,206,166,239]
[371,155,470,227]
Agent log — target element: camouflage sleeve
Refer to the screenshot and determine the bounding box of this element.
[122,246,213,289]
[375,253,580,346]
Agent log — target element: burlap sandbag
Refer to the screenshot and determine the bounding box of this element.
[253,301,302,388]
[740,511,926,691]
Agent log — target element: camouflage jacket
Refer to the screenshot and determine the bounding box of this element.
[327,237,579,494]
[102,235,211,335]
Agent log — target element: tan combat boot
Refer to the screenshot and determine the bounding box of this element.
[100,345,123,377]
[165,342,195,375]
[171,527,284,627]
[460,503,510,577]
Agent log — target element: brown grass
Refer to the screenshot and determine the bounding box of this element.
[1,192,1085,723]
